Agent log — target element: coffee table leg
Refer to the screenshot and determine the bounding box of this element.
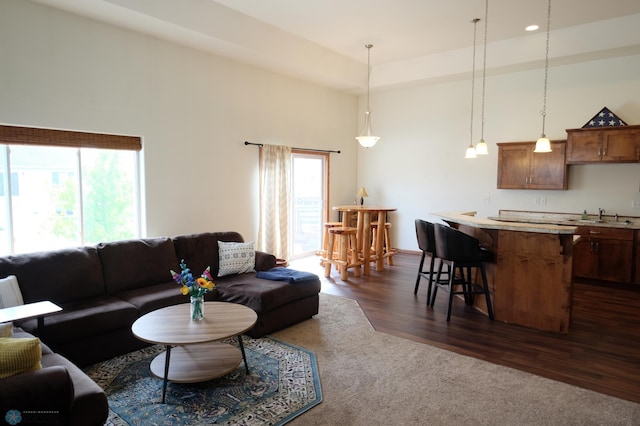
[162,345,171,403]
[237,336,249,374]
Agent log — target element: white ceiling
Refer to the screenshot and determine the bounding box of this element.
[30,0,640,92]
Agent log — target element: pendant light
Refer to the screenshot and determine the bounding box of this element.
[475,0,489,155]
[465,18,480,159]
[356,44,379,148]
[534,0,552,153]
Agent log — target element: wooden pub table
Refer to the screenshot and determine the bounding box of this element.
[333,205,397,274]
[131,301,257,403]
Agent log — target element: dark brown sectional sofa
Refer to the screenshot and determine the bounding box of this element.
[0,231,321,426]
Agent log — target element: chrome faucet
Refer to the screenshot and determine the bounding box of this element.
[598,208,605,221]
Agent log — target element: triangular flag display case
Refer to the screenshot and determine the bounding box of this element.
[582,106,628,128]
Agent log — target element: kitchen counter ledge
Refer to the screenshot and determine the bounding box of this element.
[489,210,640,230]
[433,211,577,234]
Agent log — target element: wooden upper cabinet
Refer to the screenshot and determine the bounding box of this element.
[566,125,640,164]
[497,140,567,190]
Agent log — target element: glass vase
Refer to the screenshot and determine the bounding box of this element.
[190,296,204,321]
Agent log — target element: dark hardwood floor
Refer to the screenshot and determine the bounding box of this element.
[289,252,640,404]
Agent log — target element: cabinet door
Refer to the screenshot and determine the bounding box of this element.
[497,141,567,190]
[595,239,633,283]
[497,144,531,189]
[602,128,640,162]
[566,131,602,163]
[572,237,598,279]
[528,141,567,189]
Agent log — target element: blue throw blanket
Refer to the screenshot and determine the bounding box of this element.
[256,267,318,283]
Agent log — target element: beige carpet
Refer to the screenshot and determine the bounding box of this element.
[272,293,640,426]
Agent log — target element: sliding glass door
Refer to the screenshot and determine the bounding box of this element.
[290,152,328,259]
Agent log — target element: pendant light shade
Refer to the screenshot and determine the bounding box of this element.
[465,18,480,159]
[356,44,379,148]
[534,136,551,153]
[475,139,488,155]
[534,0,553,154]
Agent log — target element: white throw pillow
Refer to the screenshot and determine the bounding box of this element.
[218,241,256,277]
[0,275,24,309]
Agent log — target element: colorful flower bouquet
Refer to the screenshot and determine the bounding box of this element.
[170,259,215,320]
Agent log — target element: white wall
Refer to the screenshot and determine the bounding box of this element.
[360,54,640,250]
[3,0,640,254]
[0,0,358,241]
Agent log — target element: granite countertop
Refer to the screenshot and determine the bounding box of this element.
[432,211,578,234]
[489,210,640,230]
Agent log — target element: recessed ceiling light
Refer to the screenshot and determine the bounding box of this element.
[526,24,540,31]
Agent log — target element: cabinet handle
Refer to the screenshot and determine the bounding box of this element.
[589,230,601,235]
[595,242,599,252]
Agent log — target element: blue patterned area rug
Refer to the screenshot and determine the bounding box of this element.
[84,336,322,425]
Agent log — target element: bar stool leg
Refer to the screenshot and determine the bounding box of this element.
[480,264,494,320]
[446,262,456,321]
[338,233,349,280]
[384,223,394,266]
[324,233,335,278]
[350,233,361,277]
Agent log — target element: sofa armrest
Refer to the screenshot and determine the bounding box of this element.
[255,251,277,271]
[0,366,74,423]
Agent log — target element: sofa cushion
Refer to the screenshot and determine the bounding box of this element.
[0,247,105,304]
[217,241,256,277]
[215,273,321,313]
[115,282,187,315]
[42,353,109,426]
[173,232,245,278]
[0,275,23,308]
[0,365,74,425]
[0,336,42,378]
[17,296,139,345]
[98,237,179,294]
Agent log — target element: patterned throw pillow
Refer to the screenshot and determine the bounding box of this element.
[0,275,24,309]
[217,241,256,277]
[0,337,42,379]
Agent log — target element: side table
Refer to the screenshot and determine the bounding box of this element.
[0,301,62,335]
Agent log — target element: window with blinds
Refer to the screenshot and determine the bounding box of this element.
[0,125,142,254]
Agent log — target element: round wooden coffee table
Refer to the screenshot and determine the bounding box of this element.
[131,301,257,403]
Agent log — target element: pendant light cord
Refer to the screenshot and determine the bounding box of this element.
[540,0,551,135]
[480,0,488,140]
[365,44,372,111]
[470,19,479,147]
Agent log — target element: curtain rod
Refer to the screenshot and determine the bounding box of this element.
[244,141,340,154]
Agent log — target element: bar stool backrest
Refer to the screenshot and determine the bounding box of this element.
[414,219,436,256]
[433,223,482,263]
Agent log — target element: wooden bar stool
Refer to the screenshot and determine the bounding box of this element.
[370,222,398,266]
[317,221,343,265]
[323,227,362,280]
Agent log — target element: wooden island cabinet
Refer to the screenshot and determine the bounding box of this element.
[433,212,576,334]
[497,140,567,190]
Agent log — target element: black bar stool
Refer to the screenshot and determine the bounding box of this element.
[414,219,450,303]
[430,223,494,321]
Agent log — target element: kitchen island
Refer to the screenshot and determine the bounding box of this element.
[432,211,577,333]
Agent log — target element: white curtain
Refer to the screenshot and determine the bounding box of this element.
[258,144,291,260]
